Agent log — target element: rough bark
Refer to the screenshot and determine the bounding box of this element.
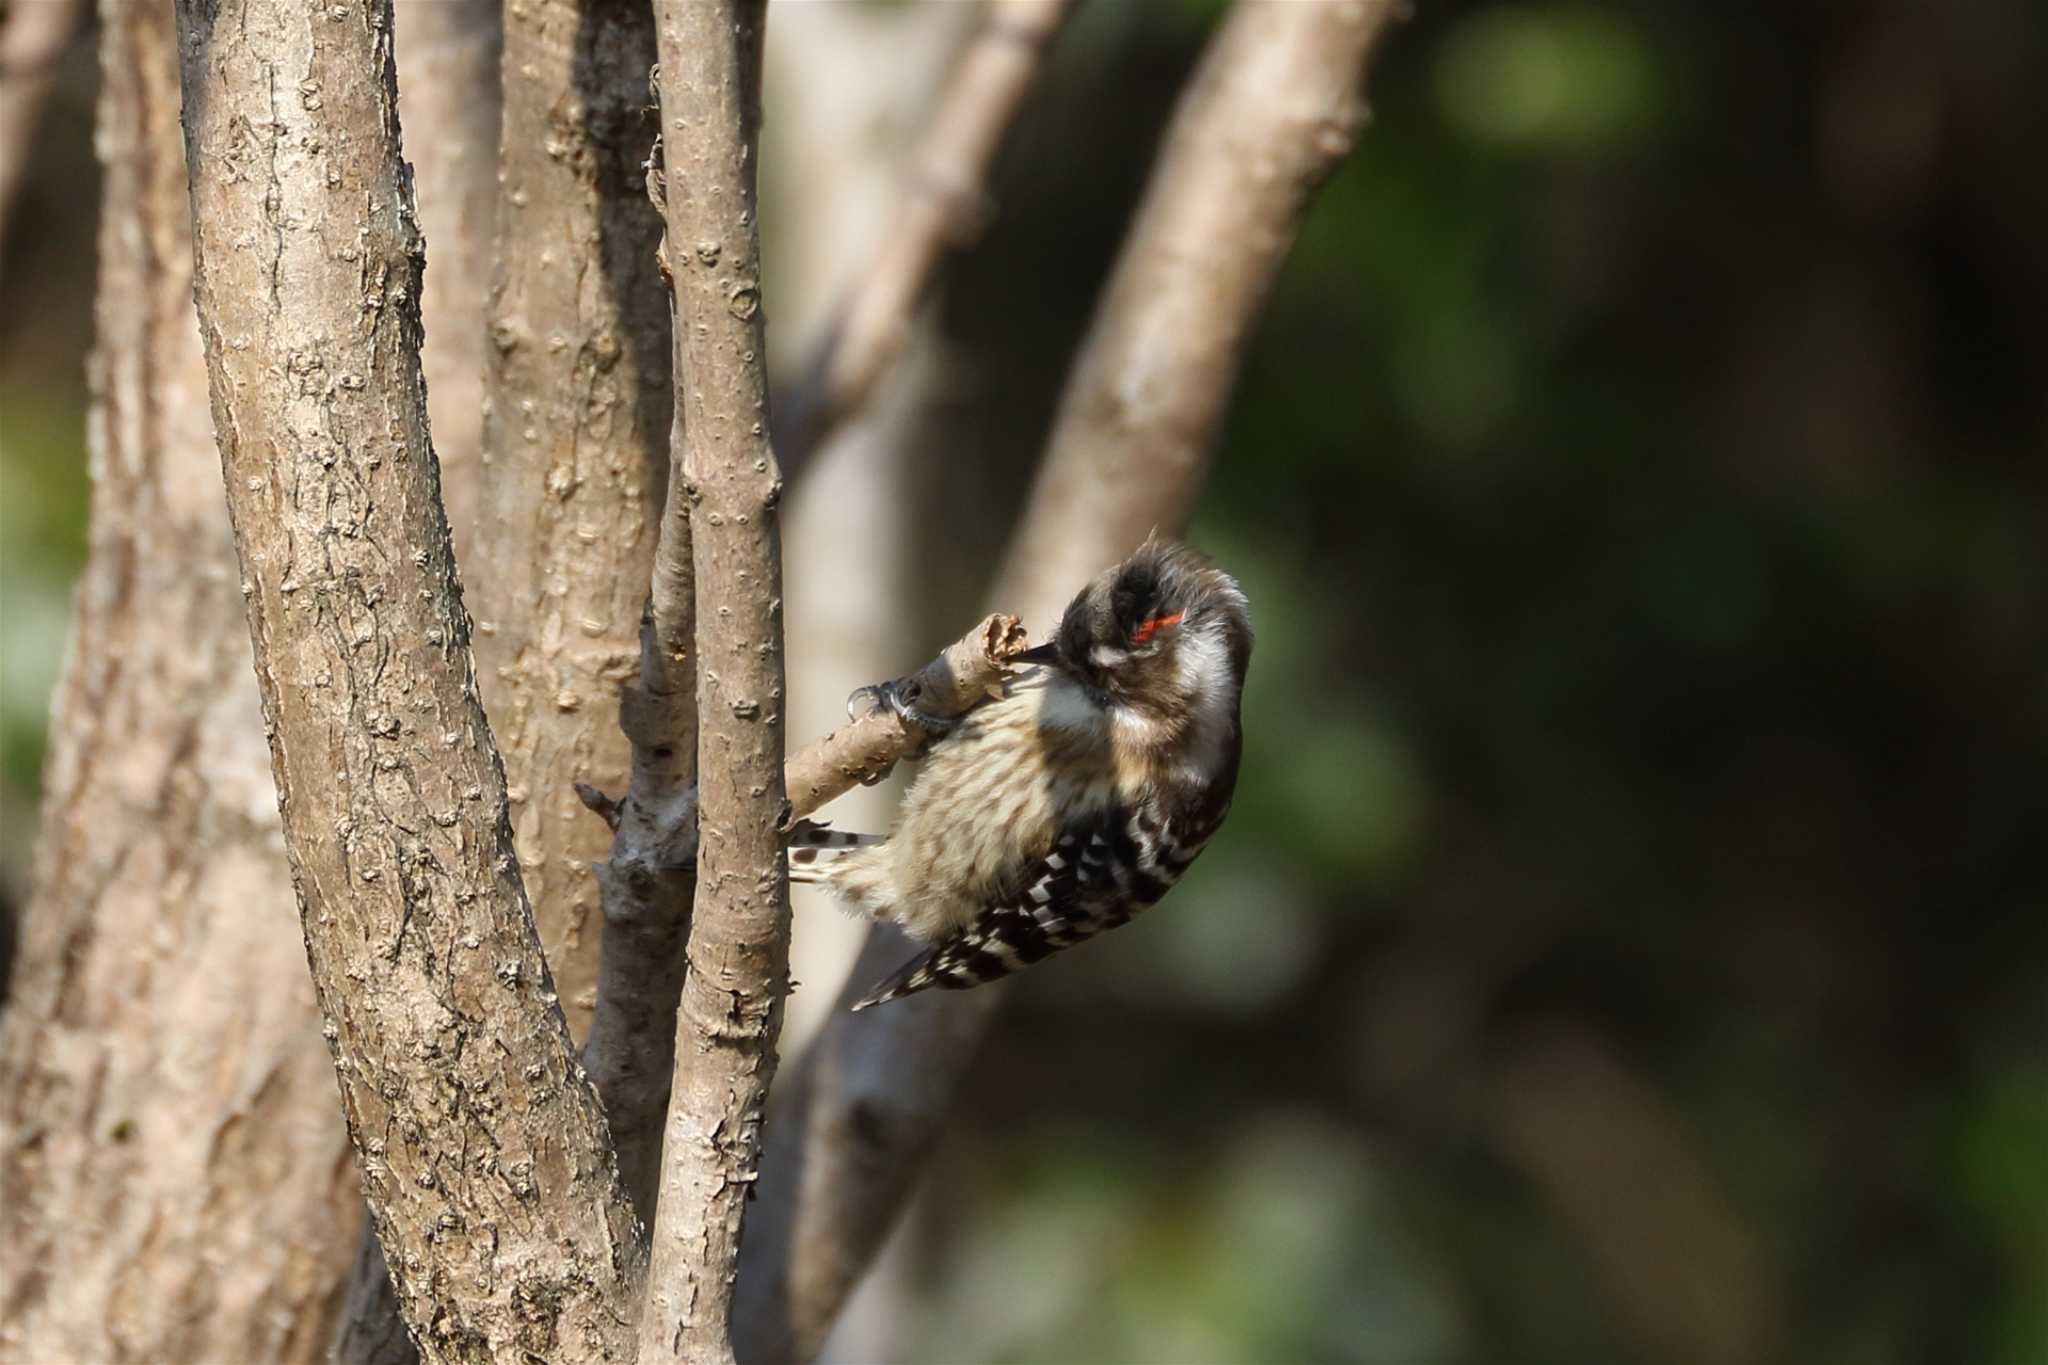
[393,0,500,570]
[637,1,787,1359]
[774,0,1073,468]
[469,0,671,1046]
[0,4,359,1360]
[331,9,503,1356]
[172,1,641,1359]
[733,4,1407,1360]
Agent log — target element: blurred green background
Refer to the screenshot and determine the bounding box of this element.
[4,1,2045,1362]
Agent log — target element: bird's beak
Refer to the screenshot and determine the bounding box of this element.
[1013,640,1061,666]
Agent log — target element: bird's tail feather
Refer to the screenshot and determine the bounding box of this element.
[786,822,882,885]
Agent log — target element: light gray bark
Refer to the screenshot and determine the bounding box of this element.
[171,1,642,1358]
[734,4,1408,1360]
[0,4,359,1360]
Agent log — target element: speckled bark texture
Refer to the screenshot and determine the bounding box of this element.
[637,0,789,1360]
[734,4,1407,1360]
[470,0,671,1046]
[0,4,360,1359]
[333,9,502,1355]
[171,1,642,1359]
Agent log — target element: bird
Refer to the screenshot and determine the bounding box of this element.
[789,538,1252,1010]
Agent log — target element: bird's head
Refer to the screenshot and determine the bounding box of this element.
[1018,538,1253,732]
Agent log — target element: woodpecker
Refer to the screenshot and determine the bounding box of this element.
[790,539,1252,1010]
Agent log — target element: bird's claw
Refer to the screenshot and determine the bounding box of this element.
[848,678,956,737]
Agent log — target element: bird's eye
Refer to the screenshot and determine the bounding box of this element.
[1130,612,1184,645]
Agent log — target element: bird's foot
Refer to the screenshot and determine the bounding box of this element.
[848,678,957,737]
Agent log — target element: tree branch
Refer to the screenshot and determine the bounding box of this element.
[578,594,699,1221]
[996,0,1400,611]
[733,3,1407,1359]
[637,0,786,1359]
[0,6,360,1358]
[782,612,1027,821]
[581,598,1023,1229]
[775,0,1073,469]
[173,2,641,1358]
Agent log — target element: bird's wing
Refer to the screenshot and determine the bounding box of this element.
[850,807,1180,1011]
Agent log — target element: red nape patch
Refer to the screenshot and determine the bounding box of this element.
[1131,612,1184,645]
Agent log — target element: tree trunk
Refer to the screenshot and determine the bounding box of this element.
[171,0,643,1357]
[0,4,359,1360]
[469,0,671,1046]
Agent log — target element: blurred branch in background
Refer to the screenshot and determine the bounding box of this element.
[0,0,85,279]
[766,0,1004,1074]
[1495,1024,1774,1363]
[735,4,1407,1360]
[774,0,1074,471]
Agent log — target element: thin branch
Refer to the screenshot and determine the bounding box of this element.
[172,0,641,1357]
[775,0,1074,469]
[638,0,786,1359]
[733,3,1408,1359]
[783,612,1027,821]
